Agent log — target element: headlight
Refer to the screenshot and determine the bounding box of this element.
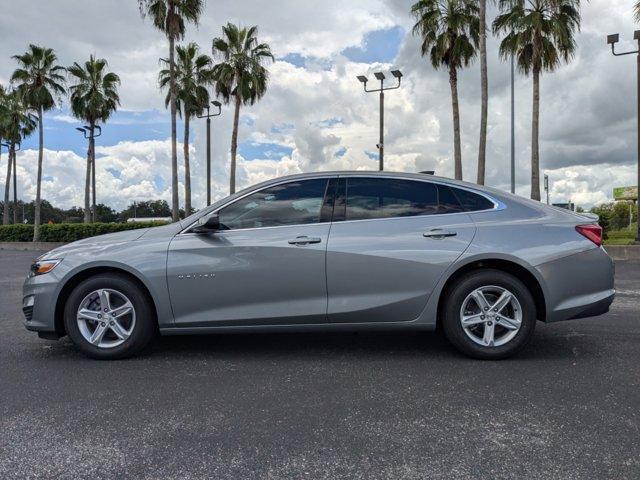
[30,259,62,276]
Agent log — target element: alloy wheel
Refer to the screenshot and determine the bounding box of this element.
[459,285,522,347]
[76,288,136,349]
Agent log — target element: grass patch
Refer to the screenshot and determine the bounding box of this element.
[604,222,637,246]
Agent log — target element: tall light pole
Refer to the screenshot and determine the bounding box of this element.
[197,100,222,206]
[608,31,640,242]
[76,125,102,222]
[357,70,403,171]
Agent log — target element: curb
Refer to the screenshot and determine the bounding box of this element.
[0,242,66,252]
[605,245,640,261]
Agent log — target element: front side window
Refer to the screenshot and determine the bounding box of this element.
[217,179,329,230]
[345,178,439,221]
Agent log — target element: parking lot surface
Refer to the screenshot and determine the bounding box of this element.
[1,249,639,479]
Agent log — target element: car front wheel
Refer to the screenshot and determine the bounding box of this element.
[64,273,156,359]
[442,269,536,360]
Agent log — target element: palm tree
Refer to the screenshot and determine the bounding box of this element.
[11,44,66,240]
[1,89,36,225]
[477,0,490,185]
[212,23,274,194]
[68,55,121,223]
[139,0,204,221]
[160,42,213,215]
[412,0,479,181]
[494,0,581,200]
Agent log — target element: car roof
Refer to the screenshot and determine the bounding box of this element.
[258,170,502,195]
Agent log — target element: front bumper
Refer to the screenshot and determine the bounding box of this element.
[22,272,62,334]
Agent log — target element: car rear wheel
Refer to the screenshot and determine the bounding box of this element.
[64,273,156,359]
[442,269,536,360]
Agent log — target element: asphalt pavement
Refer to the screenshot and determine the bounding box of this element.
[1,249,639,480]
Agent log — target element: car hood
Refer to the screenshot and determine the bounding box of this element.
[40,223,182,260]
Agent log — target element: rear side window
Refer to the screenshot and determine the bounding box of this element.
[346,178,438,220]
[437,185,465,214]
[451,187,496,212]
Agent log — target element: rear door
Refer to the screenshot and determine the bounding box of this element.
[326,176,477,323]
[167,177,335,327]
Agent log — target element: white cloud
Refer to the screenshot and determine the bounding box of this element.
[0,0,636,211]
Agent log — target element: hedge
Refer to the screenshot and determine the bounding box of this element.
[0,222,169,243]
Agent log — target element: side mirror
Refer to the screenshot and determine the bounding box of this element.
[192,214,220,234]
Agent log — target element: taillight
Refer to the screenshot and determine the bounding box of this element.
[576,224,602,247]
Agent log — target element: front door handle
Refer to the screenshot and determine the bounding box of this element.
[288,236,322,245]
[423,229,457,239]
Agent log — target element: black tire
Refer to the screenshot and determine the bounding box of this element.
[442,269,536,360]
[64,273,156,359]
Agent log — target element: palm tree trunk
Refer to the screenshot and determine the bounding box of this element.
[3,146,11,225]
[531,67,541,201]
[184,115,192,215]
[477,0,488,185]
[449,64,463,181]
[230,93,241,195]
[84,135,91,223]
[33,107,44,241]
[169,35,179,221]
[12,150,17,224]
[91,123,96,222]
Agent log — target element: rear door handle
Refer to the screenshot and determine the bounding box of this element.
[423,229,457,239]
[288,236,322,245]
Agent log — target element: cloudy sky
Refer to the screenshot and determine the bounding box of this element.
[0,0,637,211]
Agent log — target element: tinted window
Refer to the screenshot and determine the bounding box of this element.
[346,178,438,220]
[218,179,328,230]
[437,185,465,214]
[451,187,495,212]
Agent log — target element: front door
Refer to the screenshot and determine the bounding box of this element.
[326,176,476,323]
[167,177,333,327]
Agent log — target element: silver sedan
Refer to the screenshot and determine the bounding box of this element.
[23,172,615,360]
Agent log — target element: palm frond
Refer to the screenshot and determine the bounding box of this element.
[210,23,274,106]
[493,0,581,76]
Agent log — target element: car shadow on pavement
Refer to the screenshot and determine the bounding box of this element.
[136,325,591,362]
[150,330,455,359]
[33,323,599,362]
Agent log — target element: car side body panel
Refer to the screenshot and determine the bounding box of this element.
[326,213,476,323]
[166,224,331,327]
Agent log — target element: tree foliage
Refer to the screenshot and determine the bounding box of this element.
[68,55,120,125]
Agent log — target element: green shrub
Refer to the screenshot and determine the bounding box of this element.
[0,222,169,243]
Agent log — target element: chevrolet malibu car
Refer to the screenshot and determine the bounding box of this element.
[23,172,615,360]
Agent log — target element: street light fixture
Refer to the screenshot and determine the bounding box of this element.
[544,174,550,205]
[356,69,403,171]
[607,31,640,242]
[76,125,102,222]
[197,100,223,206]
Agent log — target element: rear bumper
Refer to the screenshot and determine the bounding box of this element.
[567,292,615,320]
[537,247,616,323]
